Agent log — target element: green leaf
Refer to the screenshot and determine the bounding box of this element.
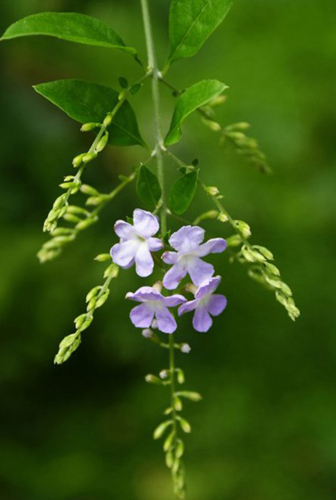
[1,12,136,55]
[169,170,198,215]
[168,0,234,64]
[136,165,162,208]
[165,80,227,145]
[34,79,145,147]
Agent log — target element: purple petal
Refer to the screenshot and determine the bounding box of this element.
[163,264,187,290]
[162,251,179,265]
[155,306,177,334]
[135,244,154,277]
[114,220,135,239]
[187,257,214,287]
[208,294,227,316]
[130,304,154,328]
[195,276,221,300]
[111,240,139,268]
[178,299,198,316]
[133,209,159,238]
[126,286,161,303]
[193,306,213,332]
[148,237,163,252]
[169,226,205,253]
[197,238,226,257]
[163,294,187,307]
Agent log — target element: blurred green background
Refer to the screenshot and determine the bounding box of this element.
[0,1,335,499]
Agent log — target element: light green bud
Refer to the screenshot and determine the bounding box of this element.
[52,194,67,210]
[86,286,102,303]
[83,152,98,164]
[86,196,103,206]
[226,122,250,131]
[163,432,175,452]
[104,263,119,279]
[63,213,81,224]
[86,298,97,312]
[75,217,98,231]
[234,220,252,238]
[95,132,109,153]
[103,114,112,127]
[218,212,229,222]
[59,181,79,190]
[174,396,183,412]
[145,374,162,385]
[176,369,185,385]
[81,122,100,132]
[264,262,280,276]
[253,245,274,260]
[176,440,184,459]
[94,254,111,262]
[226,234,242,247]
[165,452,174,469]
[205,186,220,196]
[67,205,89,216]
[72,153,85,168]
[95,291,110,309]
[153,420,173,440]
[80,184,99,196]
[178,417,191,434]
[177,391,202,402]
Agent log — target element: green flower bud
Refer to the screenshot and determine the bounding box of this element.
[82,152,98,164]
[178,417,191,434]
[103,114,112,127]
[80,184,99,196]
[95,132,109,153]
[95,291,110,309]
[153,420,173,440]
[94,254,111,262]
[72,153,86,168]
[75,217,98,231]
[81,122,100,132]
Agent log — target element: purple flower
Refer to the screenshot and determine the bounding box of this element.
[162,226,226,289]
[178,277,227,332]
[126,286,186,334]
[111,209,163,277]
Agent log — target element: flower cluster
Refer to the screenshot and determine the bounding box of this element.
[111,209,227,333]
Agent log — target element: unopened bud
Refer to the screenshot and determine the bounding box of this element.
[81,122,100,132]
[95,132,109,153]
[181,344,191,354]
[103,114,112,127]
[82,152,97,164]
[72,153,85,168]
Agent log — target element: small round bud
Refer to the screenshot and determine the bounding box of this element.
[81,122,100,132]
[181,344,191,354]
[142,329,153,339]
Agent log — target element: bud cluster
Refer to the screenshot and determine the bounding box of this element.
[54,260,119,364]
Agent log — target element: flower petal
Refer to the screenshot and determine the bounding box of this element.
[133,209,159,237]
[130,304,154,328]
[155,306,177,334]
[148,237,163,252]
[195,276,221,300]
[162,251,179,265]
[169,226,205,253]
[187,257,214,287]
[197,238,226,257]
[135,244,154,277]
[111,240,139,268]
[208,294,227,316]
[178,299,198,316]
[163,263,187,290]
[193,307,213,332]
[114,220,135,239]
[163,294,187,307]
[126,286,161,302]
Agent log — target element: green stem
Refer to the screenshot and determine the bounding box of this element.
[140,0,167,234]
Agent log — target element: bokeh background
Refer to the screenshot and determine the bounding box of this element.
[0,0,335,499]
